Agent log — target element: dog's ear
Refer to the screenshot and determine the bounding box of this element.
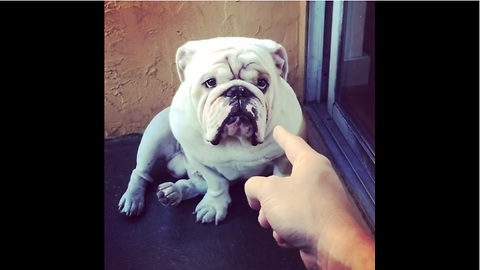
[257,39,289,80]
[272,45,289,80]
[175,41,197,82]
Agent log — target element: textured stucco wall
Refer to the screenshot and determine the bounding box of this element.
[105,1,306,138]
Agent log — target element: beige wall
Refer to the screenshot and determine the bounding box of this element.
[105,1,306,138]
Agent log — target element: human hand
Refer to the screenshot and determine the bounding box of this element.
[245,125,374,269]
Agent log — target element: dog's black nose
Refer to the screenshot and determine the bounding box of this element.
[224,85,252,98]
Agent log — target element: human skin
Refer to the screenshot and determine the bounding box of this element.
[245,125,375,270]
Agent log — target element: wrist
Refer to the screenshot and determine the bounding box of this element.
[315,215,375,270]
[343,226,375,269]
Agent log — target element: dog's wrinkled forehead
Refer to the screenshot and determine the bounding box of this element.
[201,48,269,79]
[176,37,288,82]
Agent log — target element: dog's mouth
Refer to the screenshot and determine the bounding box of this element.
[210,110,259,146]
[206,85,265,146]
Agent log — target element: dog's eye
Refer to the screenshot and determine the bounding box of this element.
[204,78,217,88]
[257,79,269,91]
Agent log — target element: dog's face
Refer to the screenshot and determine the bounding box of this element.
[175,37,289,147]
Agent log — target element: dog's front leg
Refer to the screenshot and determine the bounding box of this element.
[192,164,231,225]
[118,107,179,216]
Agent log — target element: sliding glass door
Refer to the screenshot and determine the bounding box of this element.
[304,1,375,231]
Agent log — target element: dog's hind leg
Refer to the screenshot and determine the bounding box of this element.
[156,174,207,206]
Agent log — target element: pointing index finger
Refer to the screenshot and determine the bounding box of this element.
[273,125,316,165]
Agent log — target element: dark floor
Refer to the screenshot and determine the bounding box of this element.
[104,134,306,270]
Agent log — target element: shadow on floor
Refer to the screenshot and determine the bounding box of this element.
[104,134,305,270]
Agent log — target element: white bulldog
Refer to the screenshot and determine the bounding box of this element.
[118,37,305,224]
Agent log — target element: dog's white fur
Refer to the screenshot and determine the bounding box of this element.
[118,37,304,224]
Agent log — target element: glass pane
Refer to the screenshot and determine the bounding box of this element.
[336,1,375,151]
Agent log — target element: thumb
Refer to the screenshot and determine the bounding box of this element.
[244,175,271,210]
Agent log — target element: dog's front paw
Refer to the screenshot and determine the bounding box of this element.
[118,186,146,217]
[157,182,182,206]
[193,193,231,225]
